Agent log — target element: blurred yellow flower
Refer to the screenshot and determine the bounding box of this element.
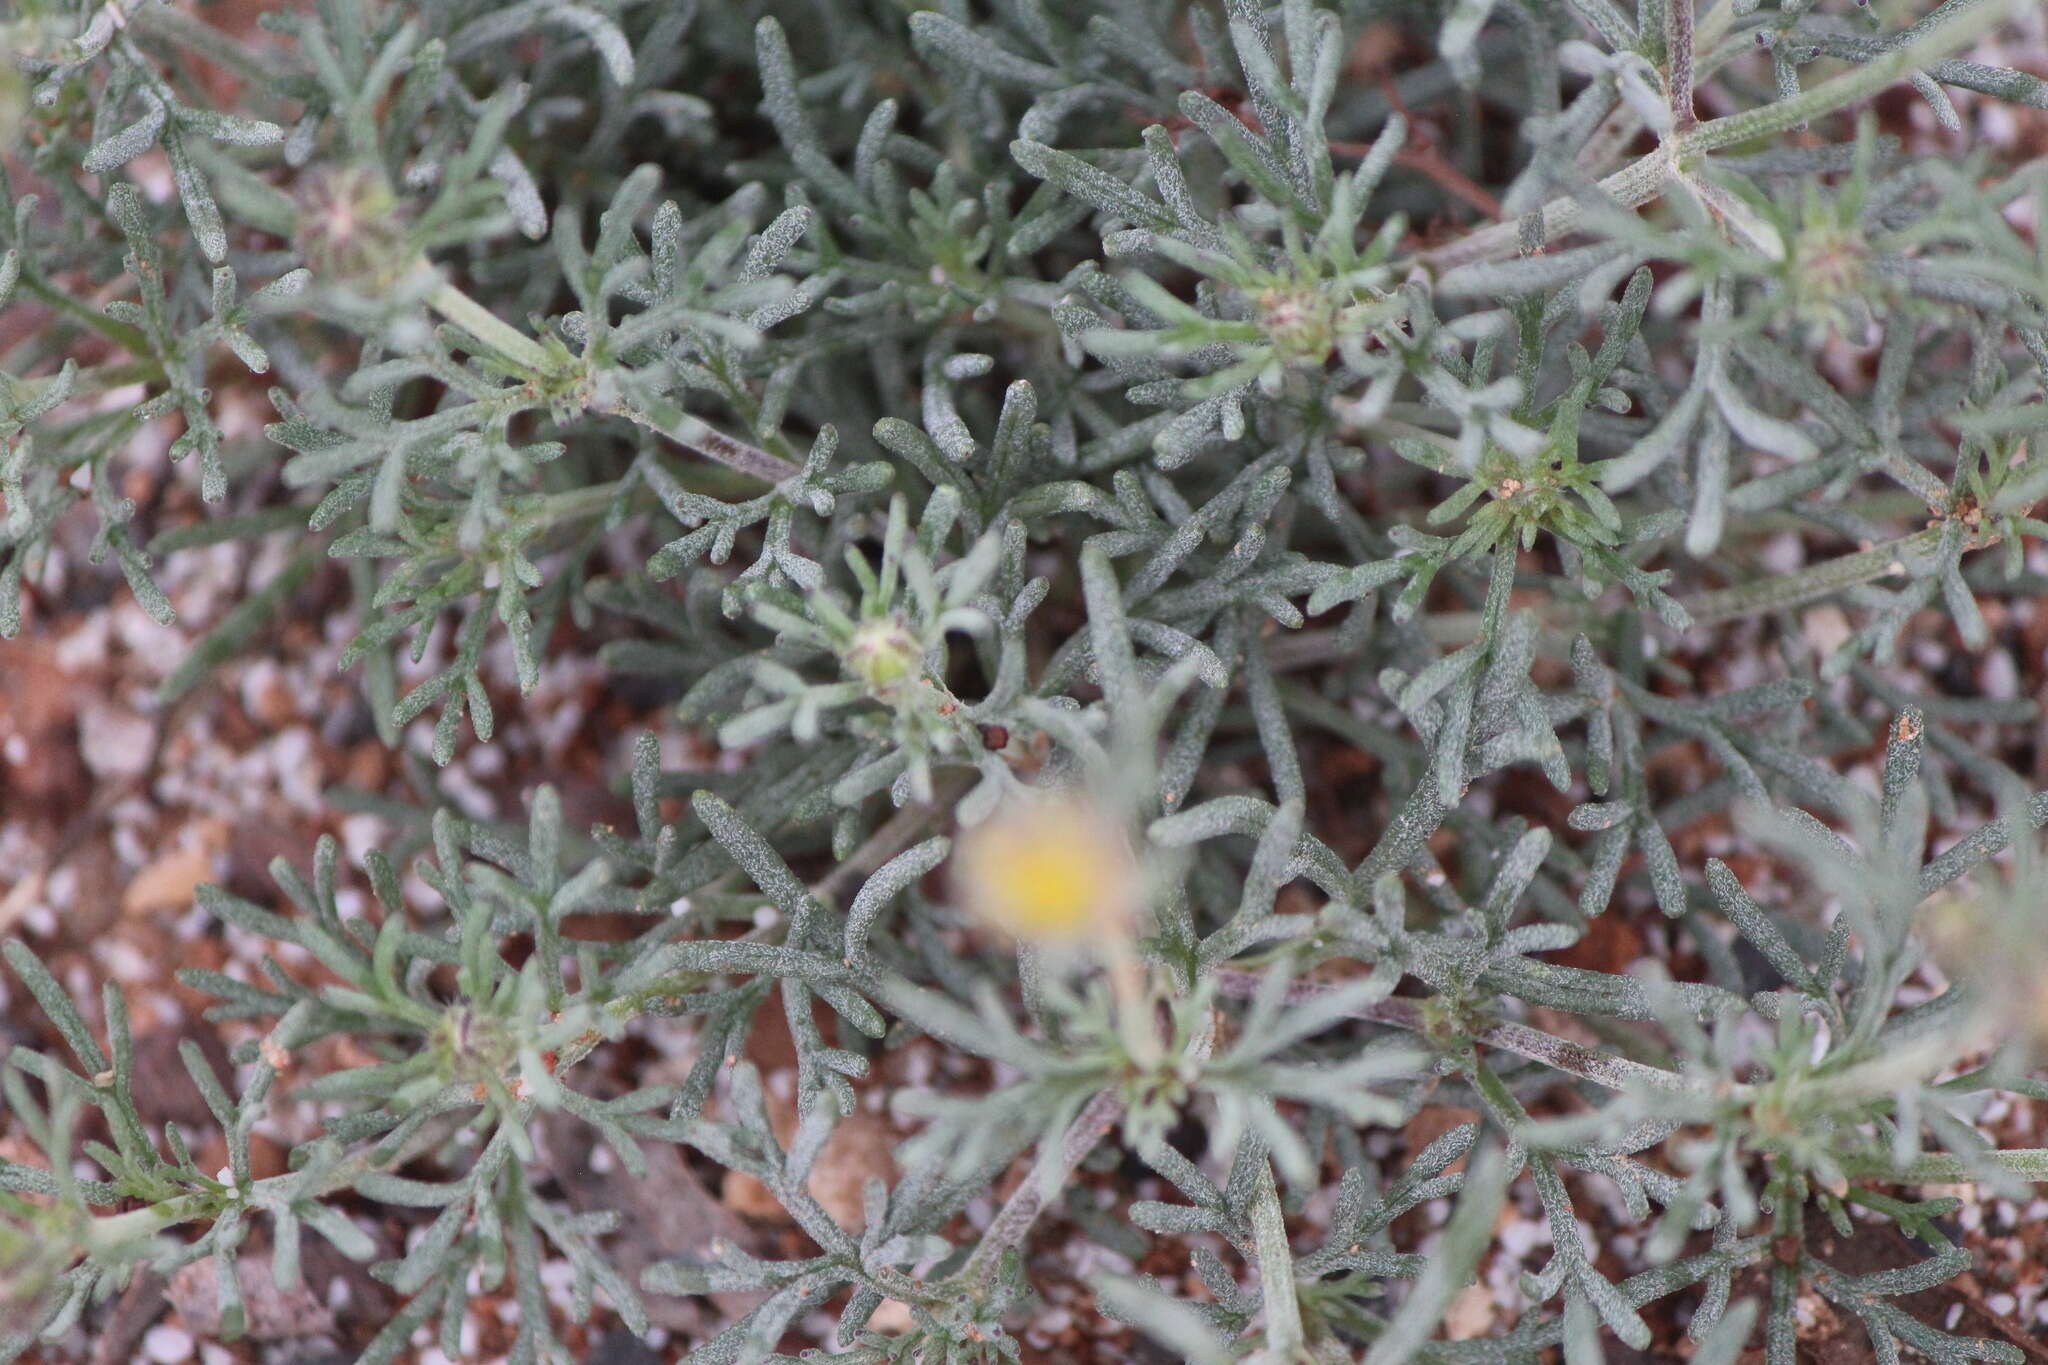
[953,797,1138,945]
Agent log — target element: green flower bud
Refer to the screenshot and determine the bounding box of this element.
[842,617,923,692]
[1256,286,1338,367]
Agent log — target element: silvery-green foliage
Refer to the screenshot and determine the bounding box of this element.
[7,0,2048,1361]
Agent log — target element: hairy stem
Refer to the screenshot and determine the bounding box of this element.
[1412,147,1673,273]
[421,276,801,483]
[1250,1157,1304,1354]
[811,775,965,903]
[958,1086,1125,1285]
[1210,970,1712,1095]
[597,391,802,485]
[1666,0,1697,133]
[1679,522,2001,628]
[1679,0,2017,156]
[423,278,557,374]
[1852,1148,2048,1183]
[1411,0,2019,273]
[14,268,156,361]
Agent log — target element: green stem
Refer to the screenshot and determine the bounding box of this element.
[810,776,962,903]
[1411,0,2019,273]
[422,274,801,484]
[603,783,960,1021]
[1413,148,1674,273]
[1209,971,1717,1095]
[597,391,801,484]
[14,269,156,361]
[1639,0,1669,65]
[1667,0,1697,132]
[1679,0,2017,155]
[1847,1148,2048,1183]
[1250,1158,1305,1356]
[423,278,558,374]
[1678,523,1997,627]
[1337,412,1464,471]
[58,360,160,395]
[505,477,636,537]
[956,1085,1125,1286]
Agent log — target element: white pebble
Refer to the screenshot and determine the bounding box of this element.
[1982,650,2018,699]
[77,702,156,779]
[142,1325,194,1363]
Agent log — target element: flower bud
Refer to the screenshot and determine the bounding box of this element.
[1256,286,1337,368]
[294,165,413,291]
[842,616,923,693]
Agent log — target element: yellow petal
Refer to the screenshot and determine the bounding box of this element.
[953,798,1136,944]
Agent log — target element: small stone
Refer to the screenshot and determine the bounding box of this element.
[240,659,299,728]
[869,1299,917,1334]
[806,1111,898,1230]
[142,1324,195,1363]
[167,1255,338,1342]
[1803,605,1852,657]
[343,740,390,791]
[1443,1282,1495,1340]
[721,1092,896,1231]
[123,842,217,918]
[78,701,156,779]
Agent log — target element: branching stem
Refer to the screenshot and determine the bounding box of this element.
[957,1086,1125,1285]
[1410,0,2019,273]
[596,391,802,485]
[422,277,801,484]
[1666,0,1697,133]
[1680,523,2002,628]
[423,278,557,375]
[1211,970,1713,1095]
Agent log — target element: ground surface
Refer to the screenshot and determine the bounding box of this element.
[7,9,2048,1365]
[8,390,2048,1365]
